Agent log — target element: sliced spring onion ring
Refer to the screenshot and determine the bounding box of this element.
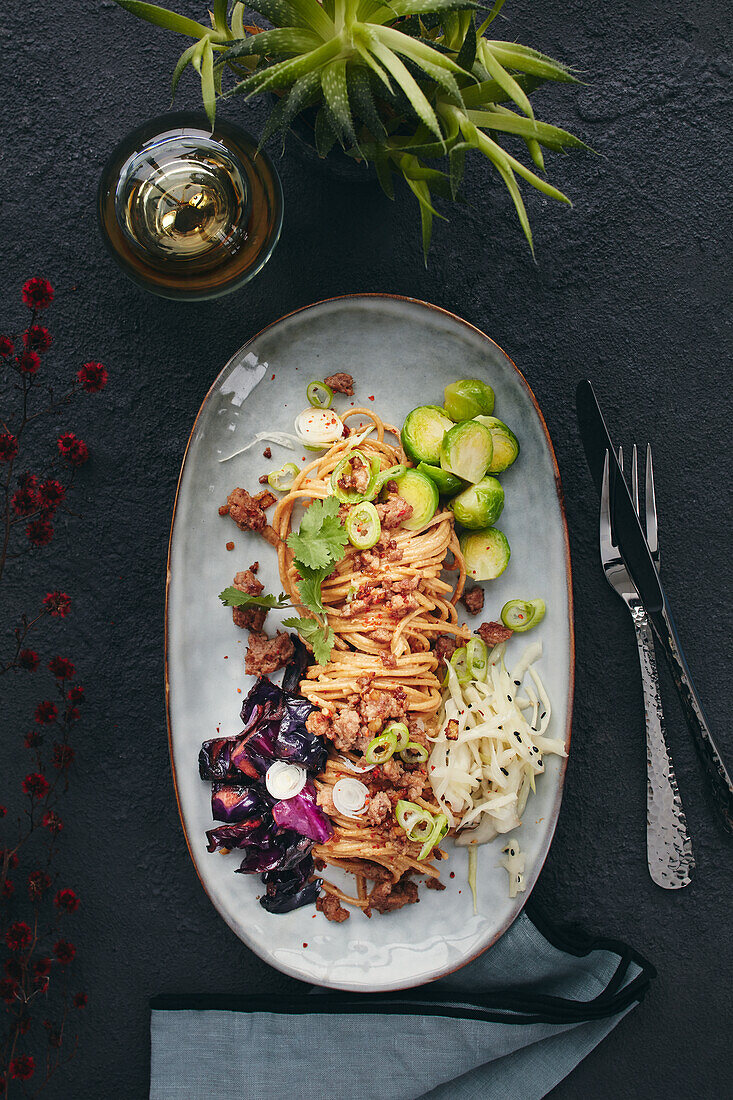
[448,646,470,685]
[294,407,344,450]
[394,800,434,842]
[335,754,376,774]
[306,380,334,409]
[267,462,299,492]
[332,777,369,817]
[383,721,410,752]
[265,761,306,800]
[400,741,429,764]
[368,463,407,499]
[500,598,546,632]
[330,450,375,504]
[417,813,449,861]
[345,501,381,549]
[466,636,488,681]
[364,730,398,765]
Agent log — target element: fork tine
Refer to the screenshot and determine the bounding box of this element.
[646,443,659,557]
[599,451,616,560]
[617,445,623,472]
[631,443,640,519]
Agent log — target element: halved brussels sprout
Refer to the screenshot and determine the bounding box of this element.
[460,527,511,581]
[393,469,439,531]
[449,476,505,529]
[416,461,465,496]
[444,379,495,422]
[440,421,493,485]
[401,405,453,464]
[474,415,520,473]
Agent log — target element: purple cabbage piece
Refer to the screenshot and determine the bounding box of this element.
[211,784,268,824]
[199,738,235,781]
[205,816,272,853]
[272,782,333,844]
[281,634,311,693]
[260,856,321,914]
[235,831,312,875]
[240,675,284,731]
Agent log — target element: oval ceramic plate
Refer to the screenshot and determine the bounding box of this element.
[166,295,573,991]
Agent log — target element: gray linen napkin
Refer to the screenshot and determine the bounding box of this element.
[150,904,654,1100]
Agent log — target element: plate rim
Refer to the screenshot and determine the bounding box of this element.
[164,292,575,989]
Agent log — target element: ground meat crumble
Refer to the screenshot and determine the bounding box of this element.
[324,372,354,396]
[461,586,485,615]
[477,621,514,647]
[244,631,294,676]
[230,569,266,632]
[316,893,350,922]
[376,494,413,529]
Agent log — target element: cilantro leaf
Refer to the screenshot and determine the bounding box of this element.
[295,565,330,617]
[286,495,348,570]
[283,616,335,667]
[218,588,291,610]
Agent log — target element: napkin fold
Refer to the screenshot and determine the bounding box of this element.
[150,902,655,1100]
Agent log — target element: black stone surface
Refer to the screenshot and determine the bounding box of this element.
[1,0,731,1096]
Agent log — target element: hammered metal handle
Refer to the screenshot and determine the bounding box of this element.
[632,610,694,888]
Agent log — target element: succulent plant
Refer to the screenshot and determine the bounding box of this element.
[114,0,588,257]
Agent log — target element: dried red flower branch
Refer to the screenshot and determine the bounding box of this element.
[21,277,54,310]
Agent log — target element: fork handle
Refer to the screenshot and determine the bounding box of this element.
[650,601,733,835]
[632,610,694,887]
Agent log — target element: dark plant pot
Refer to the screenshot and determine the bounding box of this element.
[266,94,377,184]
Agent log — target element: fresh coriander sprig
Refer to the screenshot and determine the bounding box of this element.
[218,588,291,609]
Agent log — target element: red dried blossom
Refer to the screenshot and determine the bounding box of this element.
[9,1054,35,1081]
[28,871,52,901]
[0,433,19,462]
[24,729,43,749]
[42,810,63,833]
[34,701,58,724]
[49,656,75,679]
[2,879,14,900]
[54,888,80,912]
[6,920,33,952]
[22,276,54,310]
[23,325,52,352]
[73,991,88,1008]
[27,517,54,547]
[56,431,77,457]
[53,743,75,770]
[65,705,81,724]
[0,979,18,1006]
[43,591,71,617]
[77,361,108,393]
[18,649,40,671]
[69,438,89,466]
[22,772,50,798]
[38,479,66,511]
[34,957,52,977]
[0,806,6,819]
[67,685,84,703]
[0,335,14,357]
[17,350,41,375]
[11,484,41,516]
[53,940,75,965]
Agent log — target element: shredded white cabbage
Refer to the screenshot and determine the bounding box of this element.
[499,840,526,898]
[428,640,566,896]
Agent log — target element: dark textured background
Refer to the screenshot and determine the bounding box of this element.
[1,0,732,1096]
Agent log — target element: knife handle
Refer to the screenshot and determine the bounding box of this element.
[631,610,694,887]
[652,602,733,835]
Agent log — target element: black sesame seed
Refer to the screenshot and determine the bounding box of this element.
[537,756,543,765]
[532,746,539,754]
[507,694,512,702]
[500,767,509,776]
[514,679,521,686]
[540,711,546,720]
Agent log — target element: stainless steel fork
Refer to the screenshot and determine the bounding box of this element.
[600,450,694,888]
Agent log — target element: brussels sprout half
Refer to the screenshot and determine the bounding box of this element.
[474,415,520,473]
[440,420,493,484]
[449,476,505,529]
[416,461,465,496]
[460,527,511,581]
[393,469,439,531]
[401,405,453,464]
[444,379,495,422]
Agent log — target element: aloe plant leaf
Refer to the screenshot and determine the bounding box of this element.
[373,150,395,198]
[321,60,357,145]
[353,40,394,94]
[400,172,438,263]
[483,144,533,254]
[456,17,476,71]
[171,40,199,100]
[475,127,572,205]
[366,36,443,139]
[383,0,477,17]
[222,27,323,61]
[245,0,312,30]
[487,42,580,83]
[479,42,534,118]
[448,142,467,198]
[526,137,544,171]
[212,0,229,33]
[224,37,342,97]
[231,2,246,37]
[476,0,505,35]
[114,0,212,38]
[375,25,467,79]
[201,37,217,127]
[347,65,387,140]
[314,105,339,156]
[284,0,335,37]
[466,109,588,152]
[462,73,543,108]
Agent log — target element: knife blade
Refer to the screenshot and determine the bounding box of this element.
[576,380,663,613]
[576,378,733,834]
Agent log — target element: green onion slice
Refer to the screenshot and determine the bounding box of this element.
[330,450,376,504]
[383,721,409,752]
[364,730,398,765]
[306,380,333,409]
[395,799,434,842]
[417,813,449,861]
[449,646,471,684]
[368,463,407,499]
[267,462,299,492]
[466,636,488,681]
[345,501,381,549]
[500,598,546,632]
[400,741,429,764]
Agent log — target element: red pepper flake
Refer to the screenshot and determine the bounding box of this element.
[368,395,375,401]
[224,656,228,659]
[237,688,241,694]
[302,942,308,948]
[271,374,275,380]
[226,541,234,551]
[449,872,455,879]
